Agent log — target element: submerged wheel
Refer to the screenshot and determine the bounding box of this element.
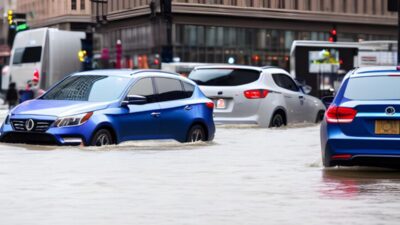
[269,113,285,128]
[315,110,325,123]
[90,129,114,146]
[186,125,206,143]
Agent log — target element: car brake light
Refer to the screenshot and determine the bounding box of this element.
[325,106,357,123]
[206,102,214,109]
[244,89,269,99]
[331,154,352,160]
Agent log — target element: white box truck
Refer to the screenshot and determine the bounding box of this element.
[5,28,86,90]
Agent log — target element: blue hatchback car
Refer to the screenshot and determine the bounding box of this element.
[321,66,400,168]
[0,70,215,146]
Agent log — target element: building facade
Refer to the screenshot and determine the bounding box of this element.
[94,0,398,70]
[16,0,92,31]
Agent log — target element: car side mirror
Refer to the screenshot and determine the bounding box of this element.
[122,95,147,106]
[301,85,312,94]
[321,96,334,108]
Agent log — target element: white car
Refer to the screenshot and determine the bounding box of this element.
[188,65,326,127]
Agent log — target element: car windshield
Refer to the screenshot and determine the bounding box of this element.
[41,75,130,102]
[344,75,400,100]
[188,68,260,86]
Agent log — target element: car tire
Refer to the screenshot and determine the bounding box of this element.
[186,125,206,143]
[315,110,325,123]
[90,129,114,146]
[322,148,334,167]
[269,112,285,128]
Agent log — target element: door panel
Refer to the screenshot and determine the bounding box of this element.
[117,78,161,141]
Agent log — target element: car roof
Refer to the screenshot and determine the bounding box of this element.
[351,66,400,78]
[73,69,180,77]
[72,69,196,85]
[193,65,286,73]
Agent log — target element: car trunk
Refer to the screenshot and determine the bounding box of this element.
[340,101,400,138]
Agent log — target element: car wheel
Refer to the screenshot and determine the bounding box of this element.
[186,125,206,143]
[269,113,285,128]
[322,148,334,167]
[91,129,114,146]
[315,110,325,123]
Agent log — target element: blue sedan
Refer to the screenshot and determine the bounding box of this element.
[0,69,215,146]
[321,66,400,168]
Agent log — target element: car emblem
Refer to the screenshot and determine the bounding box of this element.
[385,106,396,116]
[25,119,35,131]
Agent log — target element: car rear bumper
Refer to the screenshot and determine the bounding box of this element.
[323,135,400,167]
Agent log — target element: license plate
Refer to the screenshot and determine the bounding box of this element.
[216,99,226,109]
[375,120,400,135]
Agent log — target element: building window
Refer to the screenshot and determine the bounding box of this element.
[245,0,253,7]
[71,0,77,10]
[330,0,334,11]
[262,0,271,8]
[353,0,358,13]
[319,0,324,11]
[304,0,311,10]
[277,0,285,8]
[342,0,346,12]
[81,0,85,10]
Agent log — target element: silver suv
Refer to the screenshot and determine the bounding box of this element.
[188,65,325,127]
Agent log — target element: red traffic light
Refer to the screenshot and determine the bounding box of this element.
[330,29,337,35]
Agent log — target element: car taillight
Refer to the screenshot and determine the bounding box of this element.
[206,102,214,109]
[244,89,269,99]
[325,105,357,123]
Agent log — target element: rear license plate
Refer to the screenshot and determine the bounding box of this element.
[216,99,226,109]
[375,120,400,135]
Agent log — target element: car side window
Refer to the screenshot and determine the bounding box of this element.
[128,78,156,103]
[155,78,186,102]
[182,82,195,98]
[272,74,299,92]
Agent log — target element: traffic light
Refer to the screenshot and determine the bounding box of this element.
[78,50,87,62]
[329,28,337,42]
[7,10,13,25]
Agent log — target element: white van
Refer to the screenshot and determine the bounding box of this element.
[7,28,86,90]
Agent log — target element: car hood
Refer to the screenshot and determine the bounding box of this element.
[12,100,112,118]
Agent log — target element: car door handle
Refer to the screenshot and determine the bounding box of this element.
[151,112,161,117]
[284,95,292,99]
[299,96,304,99]
[184,105,192,111]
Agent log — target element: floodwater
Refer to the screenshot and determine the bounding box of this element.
[1,122,400,225]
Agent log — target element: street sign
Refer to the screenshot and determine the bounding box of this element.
[388,0,398,12]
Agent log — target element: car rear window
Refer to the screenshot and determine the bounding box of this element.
[344,76,400,100]
[188,68,260,86]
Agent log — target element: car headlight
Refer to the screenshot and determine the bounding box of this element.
[54,112,93,128]
[4,113,11,125]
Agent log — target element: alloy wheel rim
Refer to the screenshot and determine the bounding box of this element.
[190,129,203,142]
[96,134,110,146]
[273,115,283,127]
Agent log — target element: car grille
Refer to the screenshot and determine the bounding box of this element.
[0,132,59,145]
[11,119,54,132]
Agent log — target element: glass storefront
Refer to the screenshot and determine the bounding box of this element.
[98,23,396,70]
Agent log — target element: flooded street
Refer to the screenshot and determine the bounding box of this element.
[1,123,400,225]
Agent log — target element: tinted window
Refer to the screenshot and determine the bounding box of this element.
[344,76,400,100]
[41,75,130,102]
[128,78,157,103]
[188,69,260,86]
[155,78,186,102]
[272,74,299,92]
[182,82,195,98]
[13,47,42,64]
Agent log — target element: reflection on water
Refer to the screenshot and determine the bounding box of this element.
[321,168,400,199]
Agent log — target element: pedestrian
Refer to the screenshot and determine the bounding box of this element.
[5,82,18,109]
[30,69,45,98]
